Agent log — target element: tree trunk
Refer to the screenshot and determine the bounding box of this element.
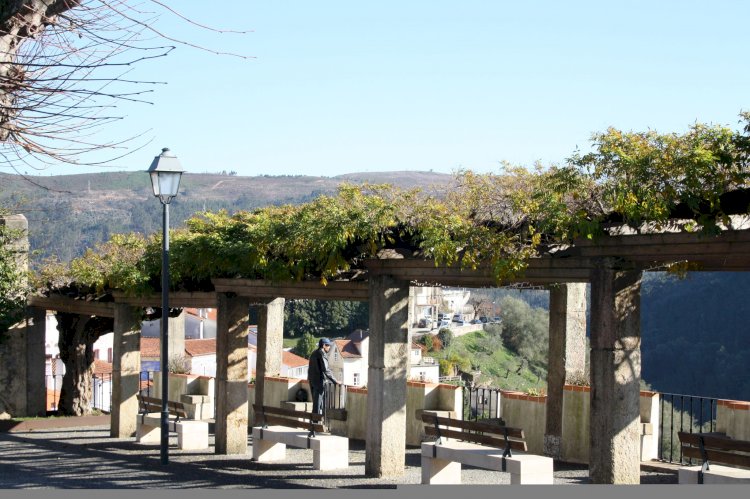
[0,0,80,140]
[56,312,112,416]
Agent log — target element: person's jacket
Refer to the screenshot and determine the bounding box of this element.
[308,347,337,390]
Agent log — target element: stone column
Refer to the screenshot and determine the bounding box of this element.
[365,274,409,477]
[25,306,47,416]
[589,261,642,484]
[110,304,141,438]
[544,283,587,459]
[167,310,186,367]
[252,297,285,419]
[215,293,250,455]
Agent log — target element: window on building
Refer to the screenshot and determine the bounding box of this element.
[353,373,360,386]
[94,349,100,360]
[107,348,113,363]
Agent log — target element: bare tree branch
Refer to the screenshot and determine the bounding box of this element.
[1,1,250,171]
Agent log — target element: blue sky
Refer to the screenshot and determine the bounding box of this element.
[33,1,750,177]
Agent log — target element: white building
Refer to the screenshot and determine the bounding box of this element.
[409,287,474,327]
[328,329,440,386]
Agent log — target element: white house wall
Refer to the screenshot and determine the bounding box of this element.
[189,354,217,377]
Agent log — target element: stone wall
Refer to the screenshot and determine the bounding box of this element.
[499,385,660,464]
[0,214,33,418]
[0,322,28,418]
[499,390,547,455]
[717,399,750,440]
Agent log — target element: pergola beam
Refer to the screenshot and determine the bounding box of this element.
[111,291,217,308]
[212,278,369,301]
[27,295,116,318]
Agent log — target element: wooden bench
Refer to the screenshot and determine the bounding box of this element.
[677,432,750,484]
[420,412,553,484]
[135,394,209,450]
[251,404,349,470]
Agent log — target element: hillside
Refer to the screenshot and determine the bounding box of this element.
[0,171,454,264]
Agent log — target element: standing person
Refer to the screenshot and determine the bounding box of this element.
[308,337,340,416]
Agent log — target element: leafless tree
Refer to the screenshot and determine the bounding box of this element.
[0,0,248,174]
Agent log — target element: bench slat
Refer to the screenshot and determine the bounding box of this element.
[424,426,528,452]
[253,404,324,422]
[168,400,188,419]
[678,432,750,454]
[421,413,525,440]
[682,447,750,469]
[137,395,187,419]
[260,414,326,433]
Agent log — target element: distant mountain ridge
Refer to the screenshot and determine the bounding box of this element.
[0,170,454,263]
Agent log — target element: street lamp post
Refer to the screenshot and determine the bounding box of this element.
[147,147,184,465]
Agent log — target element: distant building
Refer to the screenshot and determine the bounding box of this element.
[328,329,440,386]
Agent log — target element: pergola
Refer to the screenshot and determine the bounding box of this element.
[25,225,750,484]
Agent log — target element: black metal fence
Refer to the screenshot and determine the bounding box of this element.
[45,372,115,413]
[658,392,718,464]
[91,373,113,413]
[462,385,503,422]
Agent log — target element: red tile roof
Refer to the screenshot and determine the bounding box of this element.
[94,359,112,375]
[282,350,308,368]
[185,338,216,357]
[334,339,361,358]
[140,338,160,358]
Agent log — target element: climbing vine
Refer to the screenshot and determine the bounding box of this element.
[31,114,750,298]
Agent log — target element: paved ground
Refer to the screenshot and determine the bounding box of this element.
[0,423,679,489]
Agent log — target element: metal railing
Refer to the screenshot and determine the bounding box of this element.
[462,385,503,422]
[91,373,113,413]
[45,372,114,413]
[658,392,718,464]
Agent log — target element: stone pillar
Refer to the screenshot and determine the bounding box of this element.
[0,214,28,272]
[252,297,285,419]
[25,307,47,416]
[365,274,409,477]
[215,293,249,455]
[544,283,587,459]
[111,304,141,438]
[167,310,185,366]
[589,261,642,484]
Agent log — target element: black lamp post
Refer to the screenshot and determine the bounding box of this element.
[147,147,184,465]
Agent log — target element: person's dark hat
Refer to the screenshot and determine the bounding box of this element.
[319,338,332,347]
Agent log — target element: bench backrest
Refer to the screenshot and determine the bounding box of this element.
[678,432,750,469]
[137,394,188,420]
[421,413,527,453]
[253,404,325,434]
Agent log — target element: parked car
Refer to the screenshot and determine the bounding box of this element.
[470,319,482,324]
[478,316,489,323]
[417,317,432,328]
[452,314,462,322]
[491,316,502,323]
[438,319,451,328]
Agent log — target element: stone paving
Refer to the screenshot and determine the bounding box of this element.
[0,424,679,489]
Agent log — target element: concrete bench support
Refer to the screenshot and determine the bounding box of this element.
[679,465,750,484]
[135,413,209,450]
[252,426,349,470]
[421,441,553,484]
